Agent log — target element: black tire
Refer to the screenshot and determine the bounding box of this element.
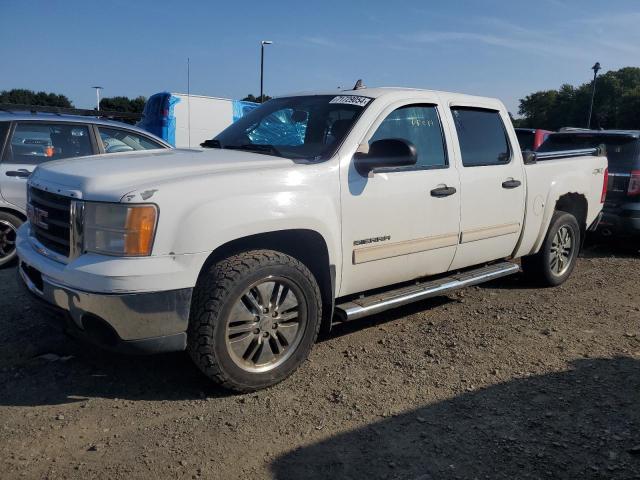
[522,210,581,287]
[187,249,322,392]
[0,211,22,268]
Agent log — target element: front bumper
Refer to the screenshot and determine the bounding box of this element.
[18,260,192,354]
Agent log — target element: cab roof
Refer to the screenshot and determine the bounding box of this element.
[278,86,506,110]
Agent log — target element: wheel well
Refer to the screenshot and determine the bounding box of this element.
[0,207,26,222]
[201,230,335,334]
[555,193,588,239]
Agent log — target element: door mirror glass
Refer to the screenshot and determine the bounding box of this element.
[354,138,417,175]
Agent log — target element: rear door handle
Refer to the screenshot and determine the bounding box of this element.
[430,186,457,197]
[502,179,522,189]
[6,169,32,178]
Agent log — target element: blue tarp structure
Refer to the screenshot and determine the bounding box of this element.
[137,94,259,146]
[163,95,180,147]
[232,100,259,122]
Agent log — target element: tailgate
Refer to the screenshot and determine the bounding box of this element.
[606,172,631,205]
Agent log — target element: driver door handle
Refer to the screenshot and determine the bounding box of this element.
[430,186,457,198]
[6,169,32,179]
[502,179,522,189]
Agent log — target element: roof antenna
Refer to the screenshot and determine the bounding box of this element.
[353,79,366,90]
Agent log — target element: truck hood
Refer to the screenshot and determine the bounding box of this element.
[29,148,296,201]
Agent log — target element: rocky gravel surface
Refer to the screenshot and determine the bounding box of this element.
[0,240,639,479]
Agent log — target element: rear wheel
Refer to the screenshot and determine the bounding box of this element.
[522,211,581,286]
[187,250,322,392]
[0,212,22,268]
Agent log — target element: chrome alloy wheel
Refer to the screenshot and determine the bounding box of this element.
[549,225,573,276]
[225,277,306,373]
[0,220,17,260]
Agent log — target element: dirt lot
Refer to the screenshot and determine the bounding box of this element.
[1,240,639,480]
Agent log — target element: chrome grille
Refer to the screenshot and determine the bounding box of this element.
[28,187,72,257]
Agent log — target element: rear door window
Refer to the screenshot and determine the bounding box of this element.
[98,127,165,153]
[451,108,511,167]
[6,123,93,164]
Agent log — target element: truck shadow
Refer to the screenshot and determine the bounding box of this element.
[582,236,640,259]
[0,343,229,406]
[0,296,454,407]
[271,356,640,480]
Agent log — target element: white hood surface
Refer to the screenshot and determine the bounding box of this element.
[29,148,295,201]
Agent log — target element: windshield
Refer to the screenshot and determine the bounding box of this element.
[212,95,371,161]
[538,134,640,171]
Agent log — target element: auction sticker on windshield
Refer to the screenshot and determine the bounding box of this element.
[329,95,372,107]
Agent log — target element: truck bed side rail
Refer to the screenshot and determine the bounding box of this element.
[533,146,604,161]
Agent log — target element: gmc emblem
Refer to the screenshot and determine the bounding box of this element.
[27,204,49,230]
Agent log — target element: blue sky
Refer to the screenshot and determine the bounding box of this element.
[1,0,639,114]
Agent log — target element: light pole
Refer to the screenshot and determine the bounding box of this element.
[260,41,273,103]
[92,86,103,111]
[587,62,601,129]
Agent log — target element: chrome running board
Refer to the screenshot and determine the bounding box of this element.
[335,262,520,321]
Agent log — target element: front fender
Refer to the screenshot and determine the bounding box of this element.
[172,191,341,265]
[134,162,343,289]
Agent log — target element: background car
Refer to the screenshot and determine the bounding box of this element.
[0,112,171,267]
[538,129,640,239]
[515,128,552,151]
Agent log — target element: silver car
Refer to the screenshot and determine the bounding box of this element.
[0,112,171,267]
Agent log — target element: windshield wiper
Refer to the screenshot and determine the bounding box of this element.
[224,143,282,157]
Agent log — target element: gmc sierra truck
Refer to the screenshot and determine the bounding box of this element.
[16,86,608,392]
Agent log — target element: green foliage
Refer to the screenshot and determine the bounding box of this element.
[242,94,271,103]
[0,88,73,108]
[99,96,146,113]
[518,67,640,130]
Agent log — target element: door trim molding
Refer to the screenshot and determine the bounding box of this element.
[460,223,520,244]
[353,232,459,264]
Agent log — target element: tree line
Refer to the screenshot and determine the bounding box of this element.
[4,69,639,131]
[0,89,147,113]
[516,66,640,130]
[0,89,270,111]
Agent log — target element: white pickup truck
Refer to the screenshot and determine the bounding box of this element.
[16,86,608,392]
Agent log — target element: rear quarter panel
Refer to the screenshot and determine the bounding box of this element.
[513,155,607,258]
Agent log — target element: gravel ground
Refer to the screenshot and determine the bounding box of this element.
[0,240,639,480]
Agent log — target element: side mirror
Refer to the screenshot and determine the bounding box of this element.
[201,139,221,148]
[354,138,417,176]
[522,150,537,165]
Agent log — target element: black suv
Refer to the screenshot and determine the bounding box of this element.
[538,130,640,237]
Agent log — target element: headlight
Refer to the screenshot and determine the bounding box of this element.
[83,203,158,256]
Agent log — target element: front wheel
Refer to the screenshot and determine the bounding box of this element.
[0,212,22,268]
[187,250,322,392]
[522,210,581,287]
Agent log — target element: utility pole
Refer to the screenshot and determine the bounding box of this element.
[92,86,103,111]
[187,57,191,148]
[587,62,601,129]
[260,41,273,103]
